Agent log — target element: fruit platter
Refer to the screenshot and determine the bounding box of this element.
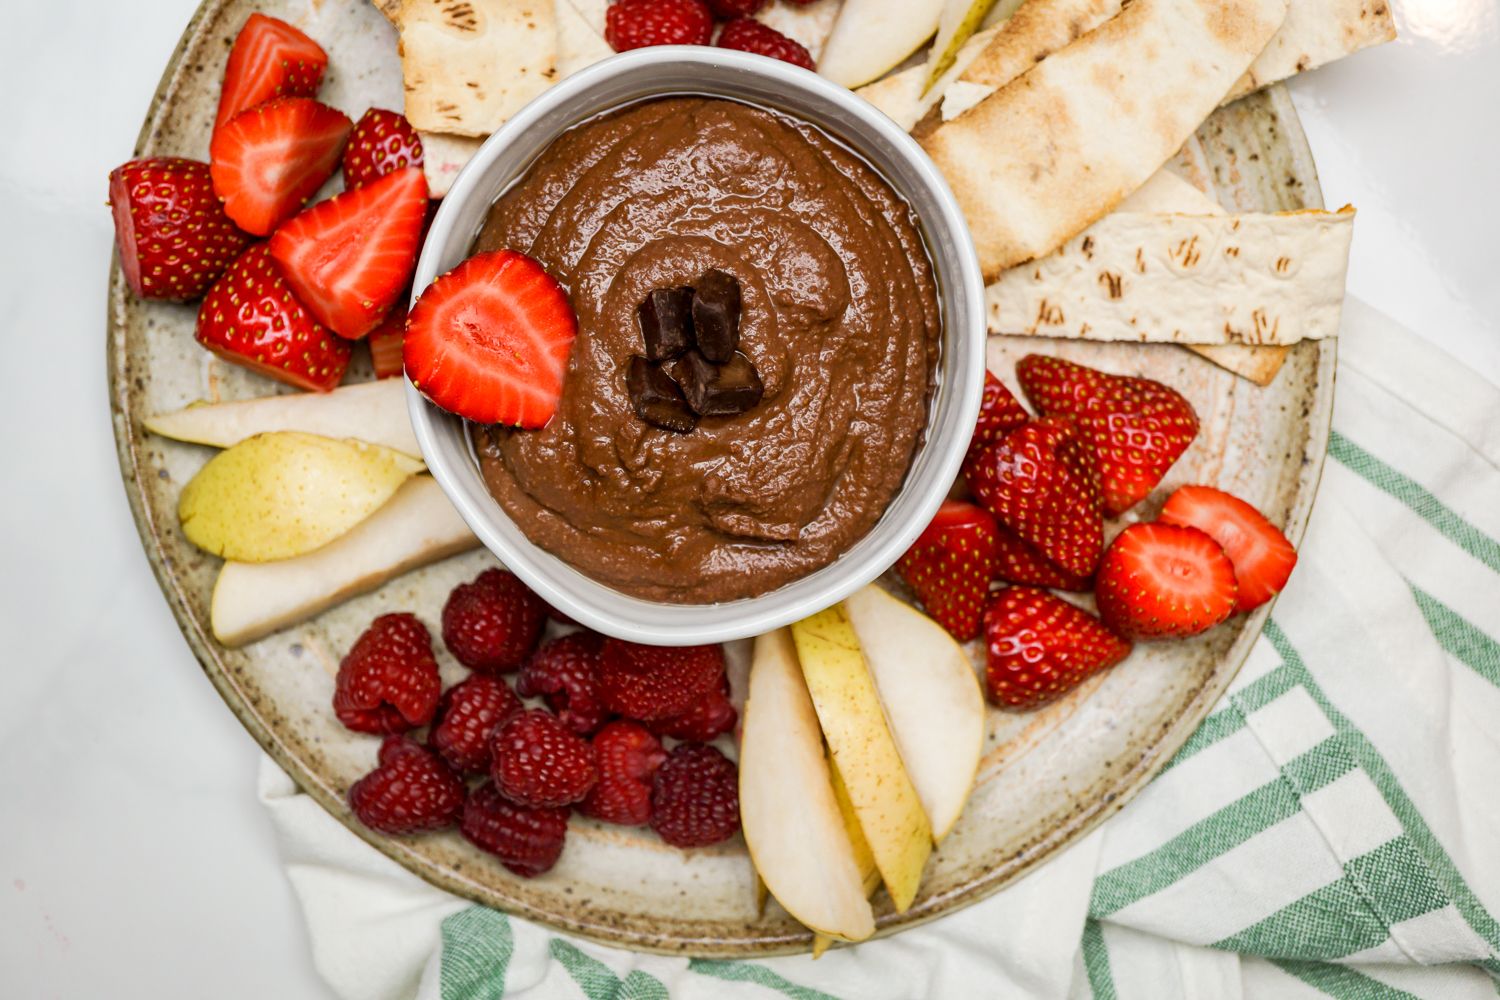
[108,0,1384,956]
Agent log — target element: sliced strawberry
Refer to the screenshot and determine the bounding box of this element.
[992,522,1093,591]
[1095,523,1238,639]
[964,371,1029,472]
[269,167,428,339]
[195,243,351,391]
[210,97,352,236]
[896,500,999,641]
[1016,355,1199,517]
[1159,485,1297,613]
[368,308,407,379]
[343,108,425,190]
[214,13,328,134]
[108,157,251,300]
[968,417,1103,577]
[404,250,578,428]
[983,587,1132,709]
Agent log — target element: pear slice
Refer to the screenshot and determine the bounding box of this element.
[856,24,1002,131]
[843,585,985,842]
[145,378,421,458]
[211,475,478,646]
[924,0,1016,90]
[816,0,947,89]
[740,629,876,943]
[812,759,884,958]
[179,431,424,563]
[792,606,932,912]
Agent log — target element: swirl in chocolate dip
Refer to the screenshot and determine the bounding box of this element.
[472,97,940,603]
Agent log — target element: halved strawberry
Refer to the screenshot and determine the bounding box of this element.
[214,13,328,134]
[896,500,1000,641]
[269,167,428,339]
[992,522,1092,591]
[964,371,1030,472]
[1159,485,1297,613]
[1095,523,1237,639]
[368,308,407,379]
[210,97,352,236]
[404,250,578,427]
[195,242,351,391]
[108,157,251,300]
[968,417,1103,577]
[983,587,1132,709]
[343,108,425,190]
[1016,355,1199,517]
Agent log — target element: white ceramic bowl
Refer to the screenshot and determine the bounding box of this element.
[408,47,986,644]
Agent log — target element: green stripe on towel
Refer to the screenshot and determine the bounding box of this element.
[440,908,512,1000]
[1081,920,1118,1000]
[687,959,842,1000]
[1411,586,1500,689]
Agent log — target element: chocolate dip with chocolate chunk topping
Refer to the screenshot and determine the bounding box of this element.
[472,97,940,603]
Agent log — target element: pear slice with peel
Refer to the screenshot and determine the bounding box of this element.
[817,0,947,89]
[145,379,421,458]
[792,605,932,912]
[179,431,423,563]
[812,762,884,958]
[740,629,876,944]
[924,0,1017,90]
[844,585,985,842]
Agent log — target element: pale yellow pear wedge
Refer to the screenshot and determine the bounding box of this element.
[813,761,883,959]
[817,0,947,89]
[792,606,932,912]
[740,629,877,943]
[843,585,985,842]
[924,0,1013,91]
[179,431,423,563]
[145,379,421,458]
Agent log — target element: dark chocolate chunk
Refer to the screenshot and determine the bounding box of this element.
[675,350,764,418]
[690,270,741,363]
[637,286,695,361]
[626,355,697,433]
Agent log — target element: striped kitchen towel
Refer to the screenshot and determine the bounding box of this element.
[259,298,1500,999]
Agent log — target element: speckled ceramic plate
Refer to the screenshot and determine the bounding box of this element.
[108,0,1334,957]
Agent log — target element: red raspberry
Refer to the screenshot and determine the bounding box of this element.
[650,743,740,847]
[598,640,725,722]
[580,721,667,826]
[517,632,610,735]
[714,18,814,70]
[647,676,737,742]
[428,675,523,775]
[490,709,599,808]
[333,613,441,734]
[708,0,764,15]
[341,108,424,190]
[349,735,465,835]
[606,0,713,51]
[460,781,569,877]
[441,569,547,673]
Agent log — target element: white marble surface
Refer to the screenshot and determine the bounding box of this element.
[0,1,1495,997]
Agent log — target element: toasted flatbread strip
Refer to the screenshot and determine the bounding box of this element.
[856,25,1001,131]
[1227,0,1395,100]
[921,0,1287,280]
[987,205,1353,346]
[399,0,558,138]
[372,0,402,23]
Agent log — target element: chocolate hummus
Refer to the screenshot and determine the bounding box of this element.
[472,97,940,603]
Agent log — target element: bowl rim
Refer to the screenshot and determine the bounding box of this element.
[406,46,987,644]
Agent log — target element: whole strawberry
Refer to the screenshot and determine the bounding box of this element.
[964,371,1030,472]
[714,19,814,69]
[429,674,523,775]
[897,500,1000,641]
[333,613,442,734]
[342,108,424,190]
[606,0,714,51]
[1094,523,1237,639]
[517,632,611,735]
[1016,355,1199,517]
[983,588,1132,709]
[598,639,725,722]
[108,158,251,301]
[460,781,570,877]
[490,709,599,809]
[580,721,668,826]
[650,743,740,848]
[992,522,1093,591]
[968,417,1103,577]
[647,676,737,742]
[349,735,465,835]
[442,568,548,673]
[196,242,352,391]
